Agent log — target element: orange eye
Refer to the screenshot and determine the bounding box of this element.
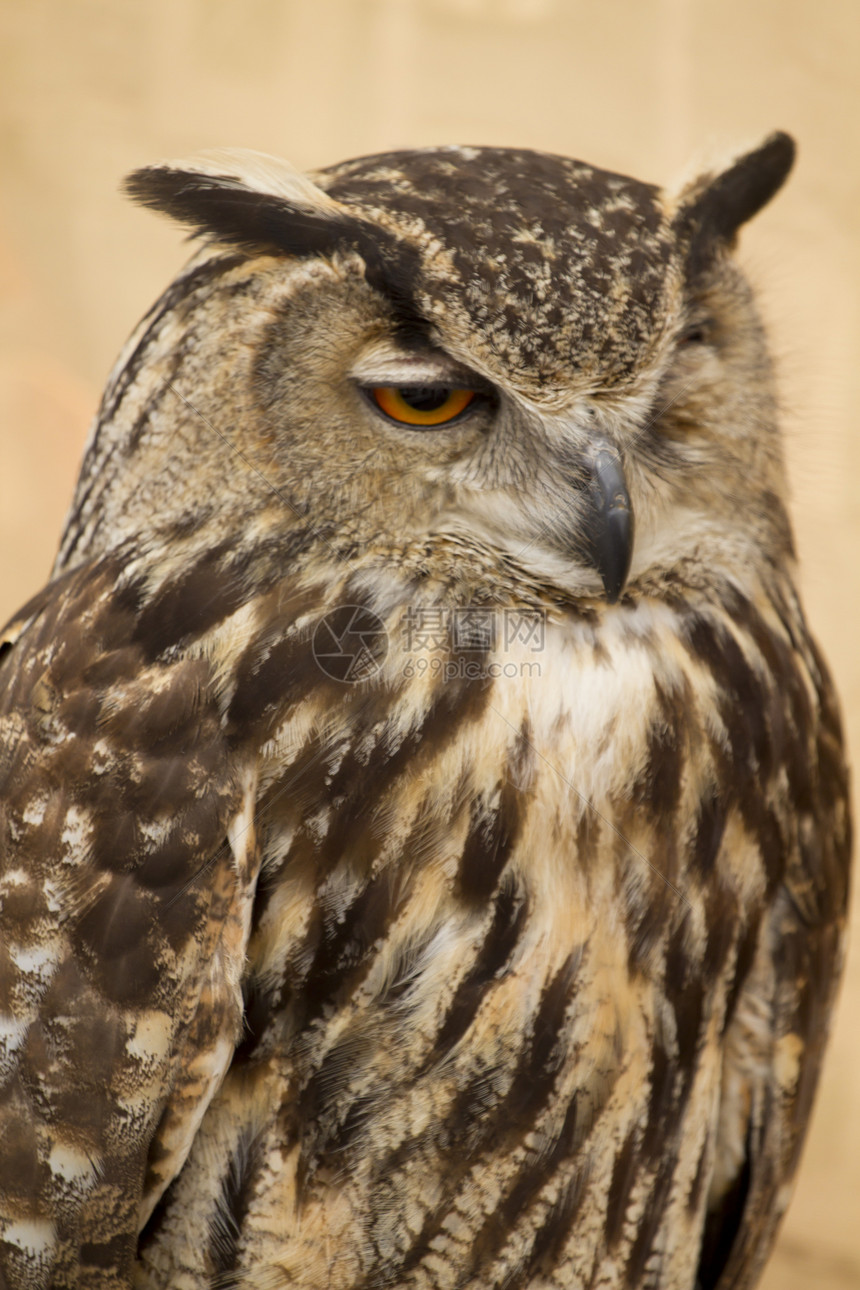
[369,385,476,427]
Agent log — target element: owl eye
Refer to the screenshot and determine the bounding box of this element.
[678,320,713,346]
[367,385,477,428]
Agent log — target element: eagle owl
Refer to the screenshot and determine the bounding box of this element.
[0,133,851,1290]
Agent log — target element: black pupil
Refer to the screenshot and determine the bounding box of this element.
[397,386,452,412]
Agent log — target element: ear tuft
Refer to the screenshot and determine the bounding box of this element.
[123,147,429,336]
[674,132,796,273]
[124,148,355,258]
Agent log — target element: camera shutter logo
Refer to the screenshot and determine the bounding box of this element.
[312,605,389,682]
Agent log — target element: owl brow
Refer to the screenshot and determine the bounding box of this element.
[489,704,692,909]
[349,347,493,390]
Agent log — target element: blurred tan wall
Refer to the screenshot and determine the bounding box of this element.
[1,2,858,1285]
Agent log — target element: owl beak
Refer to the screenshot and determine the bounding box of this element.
[584,448,634,603]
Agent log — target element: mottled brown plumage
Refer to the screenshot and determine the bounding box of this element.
[0,134,850,1290]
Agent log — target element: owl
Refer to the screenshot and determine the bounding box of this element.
[0,132,850,1290]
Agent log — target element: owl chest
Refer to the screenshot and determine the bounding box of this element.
[257,611,720,1110]
[220,625,730,1290]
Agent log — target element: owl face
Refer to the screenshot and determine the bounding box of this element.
[247,241,781,607]
[86,137,795,611]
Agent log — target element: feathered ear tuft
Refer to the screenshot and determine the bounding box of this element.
[673,132,796,274]
[125,147,430,338]
[123,148,359,258]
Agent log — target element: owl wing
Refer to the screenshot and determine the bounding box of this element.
[0,553,258,1289]
[697,641,851,1290]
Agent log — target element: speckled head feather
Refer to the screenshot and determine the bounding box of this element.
[315,145,677,388]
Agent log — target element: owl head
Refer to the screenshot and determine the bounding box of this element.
[66,134,796,611]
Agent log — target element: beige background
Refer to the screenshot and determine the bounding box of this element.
[0,2,857,1285]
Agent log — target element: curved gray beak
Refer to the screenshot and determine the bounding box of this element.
[584,448,634,603]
